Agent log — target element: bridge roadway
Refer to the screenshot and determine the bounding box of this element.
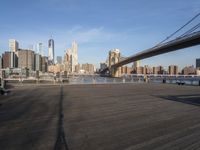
[0,83,200,150]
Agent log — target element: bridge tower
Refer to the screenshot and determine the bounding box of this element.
[108,49,121,77]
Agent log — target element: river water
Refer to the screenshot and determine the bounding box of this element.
[67,75,200,86]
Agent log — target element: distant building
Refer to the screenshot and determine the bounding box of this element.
[9,39,19,52]
[121,66,132,75]
[136,66,143,74]
[48,39,54,64]
[48,64,63,73]
[131,61,141,74]
[153,66,164,74]
[75,64,81,73]
[182,66,196,75]
[63,50,70,72]
[133,60,140,69]
[143,65,152,74]
[0,56,2,69]
[64,41,78,73]
[41,56,48,73]
[100,62,107,71]
[196,69,200,75]
[37,43,43,55]
[71,41,78,72]
[18,49,35,70]
[35,53,42,71]
[2,51,11,68]
[10,51,18,68]
[82,63,95,74]
[168,65,178,75]
[56,56,62,64]
[196,58,200,68]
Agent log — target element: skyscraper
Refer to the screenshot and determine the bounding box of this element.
[35,54,42,71]
[9,39,19,52]
[48,39,54,64]
[9,39,19,68]
[37,43,43,55]
[133,60,140,68]
[71,41,78,72]
[133,60,140,73]
[10,52,18,68]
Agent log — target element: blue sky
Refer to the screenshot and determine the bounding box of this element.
[0,0,200,69]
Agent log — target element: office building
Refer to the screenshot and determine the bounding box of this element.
[9,39,19,68]
[75,64,81,73]
[132,61,140,73]
[10,51,18,68]
[182,66,196,75]
[48,39,54,64]
[82,63,95,74]
[196,69,200,75]
[168,65,178,75]
[0,56,2,69]
[2,52,11,68]
[65,41,78,73]
[196,58,200,68]
[71,41,78,72]
[133,60,140,69]
[56,56,62,64]
[121,66,132,75]
[143,65,152,75]
[136,66,143,74]
[18,49,35,70]
[66,48,72,72]
[48,64,63,73]
[41,56,48,73]
[9,39,19,52]
[63,50,71,72]
[35,54,42,71]
[153,66,164,74]
[37,43,43,55]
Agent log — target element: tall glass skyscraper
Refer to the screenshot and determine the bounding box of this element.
[48,39,54,64]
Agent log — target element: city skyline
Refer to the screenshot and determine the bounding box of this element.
[0,0,200,68]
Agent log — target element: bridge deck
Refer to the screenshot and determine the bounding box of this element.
[0,84,200,150]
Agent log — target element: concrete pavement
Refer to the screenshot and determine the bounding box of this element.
[0,83,200,150]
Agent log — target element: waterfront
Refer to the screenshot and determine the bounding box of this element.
[0,83,200,150]
[3,75,200,86]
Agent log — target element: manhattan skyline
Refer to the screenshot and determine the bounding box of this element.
[0,0,200,68]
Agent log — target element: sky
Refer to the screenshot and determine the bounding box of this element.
[0,0,200,69]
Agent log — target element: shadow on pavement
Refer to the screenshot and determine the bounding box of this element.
[156,94,200,107]
[54,85,69,150]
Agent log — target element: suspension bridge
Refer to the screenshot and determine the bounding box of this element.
[102,12,200,77]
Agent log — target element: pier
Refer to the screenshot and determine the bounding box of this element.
[0,83,200,150]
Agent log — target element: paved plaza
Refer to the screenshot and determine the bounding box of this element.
[0,83,200,150]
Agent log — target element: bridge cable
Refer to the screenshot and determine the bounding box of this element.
[179,22,200,37]
[157,12,200,45]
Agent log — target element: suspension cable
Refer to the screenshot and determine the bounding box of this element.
[157,12,200,45]
[179,23,200,37]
